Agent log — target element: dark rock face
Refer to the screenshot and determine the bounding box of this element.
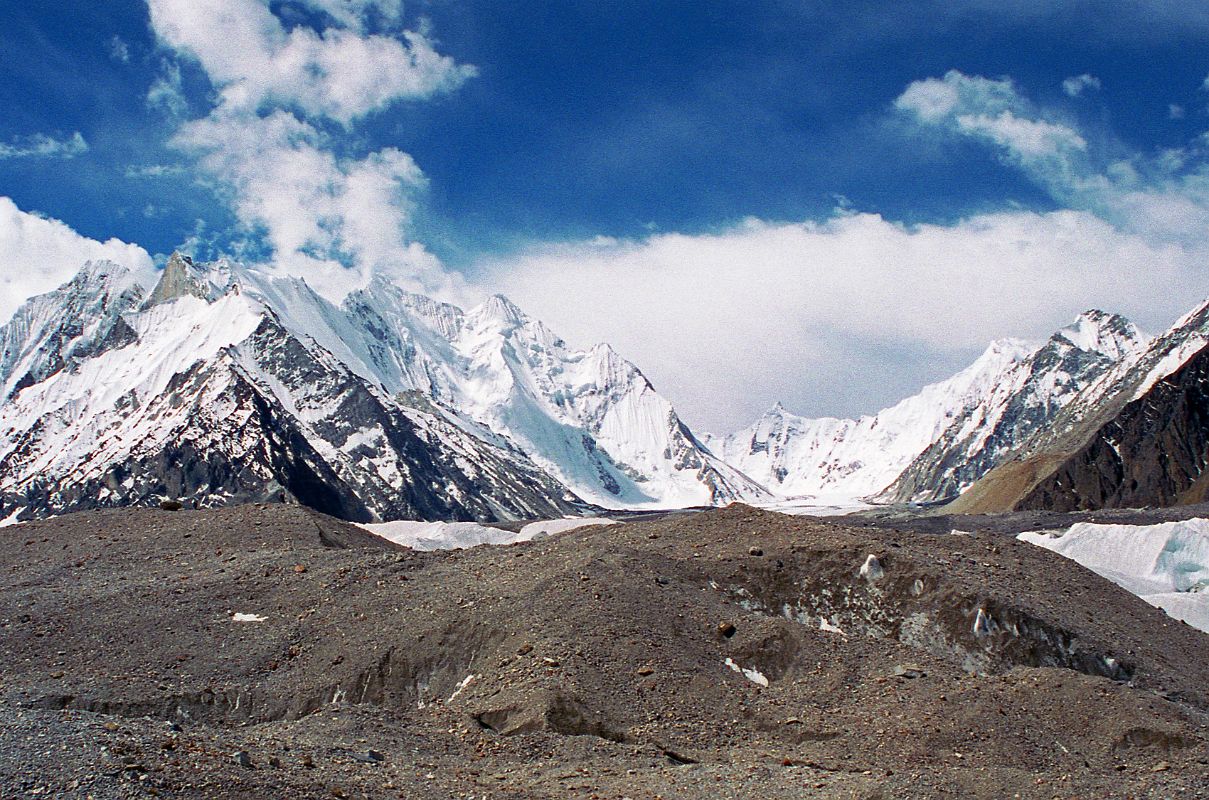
[1019,344,1209,511]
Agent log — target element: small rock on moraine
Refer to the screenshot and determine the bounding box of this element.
[893,664,926,679]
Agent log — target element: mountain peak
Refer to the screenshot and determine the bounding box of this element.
[1052,309,1148,360]
[144,253,238,308]
[145,252,207,307]
[75,258,130,283]
[470,293,527,327]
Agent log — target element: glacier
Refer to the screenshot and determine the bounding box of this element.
[1019,519,1209,633]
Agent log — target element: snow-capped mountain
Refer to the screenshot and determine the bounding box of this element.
[239,266,766,509]
[953,297,1209,513]
[0,261,143,401]
[708,310,1148,503]
[705,338,1034,499]
[0,254,763,523]
[883,310,1149,503]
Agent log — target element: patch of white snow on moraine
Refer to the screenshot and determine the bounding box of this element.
[447,674,476,702]
[724,657,769,687]
[361,517,617,551]
[360,520,518,551]
[518,517,616,540]
[0,508,26,527]
[231,613,267,623]
[819,618,846,636]
[859,554,884,582]
[1018,519,1209,633]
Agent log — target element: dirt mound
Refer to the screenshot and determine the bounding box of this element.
[1,503,1207,798]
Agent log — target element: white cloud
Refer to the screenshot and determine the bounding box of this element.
[146,0,473,301]
[147,60,188,119]
[300,0,402,31]
[893,77,959,121]
[481,210,1205,432]
[124,163,186,178]
[174,109,456,298]
[0,132,88,160]
[0,196,156,323]
[1170,103,1186,119]
[1062,74,1101,97]
[897,71,1086,168]
[955,110,1086,157]
[108,35,131,63]
[146,0,474,124]
[896,70,1209,245]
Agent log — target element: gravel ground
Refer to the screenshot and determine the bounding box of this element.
[1,502,1207,798]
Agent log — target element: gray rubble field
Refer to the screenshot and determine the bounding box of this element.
[1,503,1207,798]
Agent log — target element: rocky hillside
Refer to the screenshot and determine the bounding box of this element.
[884,310,1148,504]
[1016,342,1209,511]
[951,299,1209,514]
[1,504,1206,798]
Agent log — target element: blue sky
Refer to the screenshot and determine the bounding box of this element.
[1,1,1208,431]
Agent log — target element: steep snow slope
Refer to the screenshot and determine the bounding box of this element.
[0,261,143,401]
[336,279,768,508]
[707,339,1033,499]
[0,263,579,522]
[883,311,1148,503]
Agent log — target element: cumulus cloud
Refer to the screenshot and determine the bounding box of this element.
[145,0,472,300]
[955,110,1086,157]
[1062,74,1101,97]
[897,70,1209,244]
[146,0,474,124]
[175,108,452,298]
[0,132,89,160]
[896,71,1087,171]
[0,196,156,323]
[481,210,1204,432]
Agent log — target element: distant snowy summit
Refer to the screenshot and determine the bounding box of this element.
[707,308,1165,505]
[713,295,1209,513]
[0,254,764,524]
